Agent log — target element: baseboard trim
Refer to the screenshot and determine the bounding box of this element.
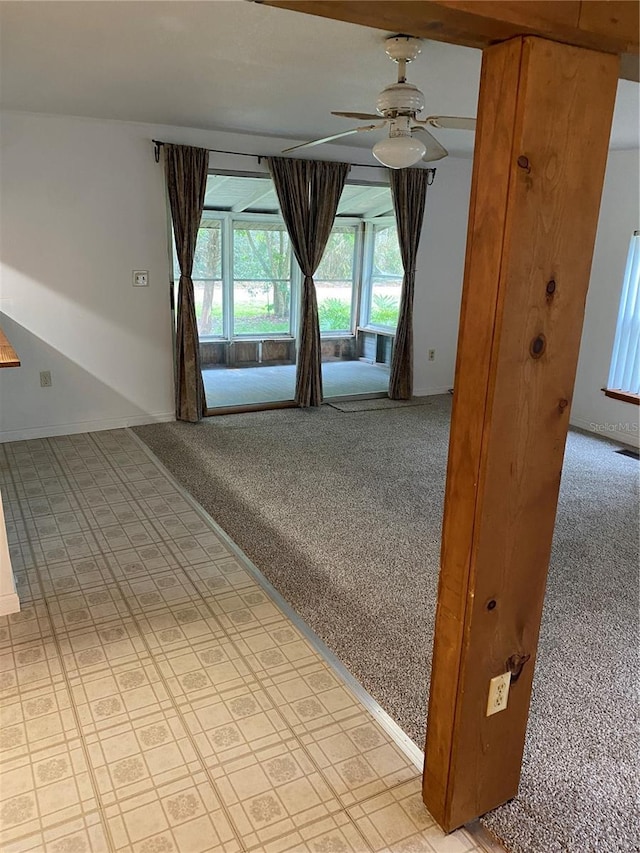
[0,591,20,616]
[413,385,453,398]
[0,412,175,444]
[570,415,639,448]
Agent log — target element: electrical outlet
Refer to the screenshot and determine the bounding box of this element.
[428,349,436,361]
[486,672,511,716]
[40,371,52,388]
[133,270,149,287]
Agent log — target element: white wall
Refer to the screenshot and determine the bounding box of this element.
[0,111,472,440]
[572,148,640,447]
[412,159,471,395]
[0,112,175,440]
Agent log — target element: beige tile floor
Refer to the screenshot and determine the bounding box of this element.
[0,430,497,853]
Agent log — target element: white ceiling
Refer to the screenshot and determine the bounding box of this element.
[1,1,638,157]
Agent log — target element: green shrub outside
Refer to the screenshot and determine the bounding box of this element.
[369,294,399,327]
[318,298,351,331]
[195,293,400,336]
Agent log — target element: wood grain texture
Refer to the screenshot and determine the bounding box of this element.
[602,388,640,406]
[422,35,524,827]
[0,328,20,368]
[422,36,619,831]
[579,0,640,52]
[260,1,639,80]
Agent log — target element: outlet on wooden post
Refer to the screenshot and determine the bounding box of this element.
[423,35,619,831]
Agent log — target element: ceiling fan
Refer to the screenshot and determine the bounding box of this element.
[283,35,476,169]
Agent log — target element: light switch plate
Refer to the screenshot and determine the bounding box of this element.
[133,270,149,287]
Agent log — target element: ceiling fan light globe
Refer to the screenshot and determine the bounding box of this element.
[372,135,426,169]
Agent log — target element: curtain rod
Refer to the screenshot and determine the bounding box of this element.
[151,139,437,180]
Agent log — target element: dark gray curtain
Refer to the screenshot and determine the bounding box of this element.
[267,157,350,407]
[165,144,208,422]
[389,168,429,400]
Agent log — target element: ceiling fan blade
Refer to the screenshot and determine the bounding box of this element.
[425,115,476,131]
[281,124,383,154]
[331,111,381,120]
[412,126,448,162]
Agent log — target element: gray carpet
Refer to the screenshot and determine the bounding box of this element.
[134,396,639,853]
[328,396,436,412]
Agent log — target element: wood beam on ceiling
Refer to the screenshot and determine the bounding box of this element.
[259,1,639,81]
[423,35,618,831]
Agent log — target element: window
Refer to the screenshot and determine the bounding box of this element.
[315,225,359,334]
[171,176,402,341]
[173,217,224,338]
[361,220,404,331]
[192,218,223,337]
[607,232,640,396]
[232,221,292,336]
[174,213,295,341]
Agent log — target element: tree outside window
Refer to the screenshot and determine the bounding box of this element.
[233,222,292,335]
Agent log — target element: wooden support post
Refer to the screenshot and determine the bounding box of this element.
[423,35,618,831]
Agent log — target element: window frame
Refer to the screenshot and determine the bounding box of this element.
[182,174,400,343]
[194,210,300,342]
[191,213,224,339]
[316,217,364,338]
[359,216,403,333]
[605,230,640,401]
[230,213,298,340]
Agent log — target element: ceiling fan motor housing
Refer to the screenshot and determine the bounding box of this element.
[384,35,423,63]
[376,82,425,118]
